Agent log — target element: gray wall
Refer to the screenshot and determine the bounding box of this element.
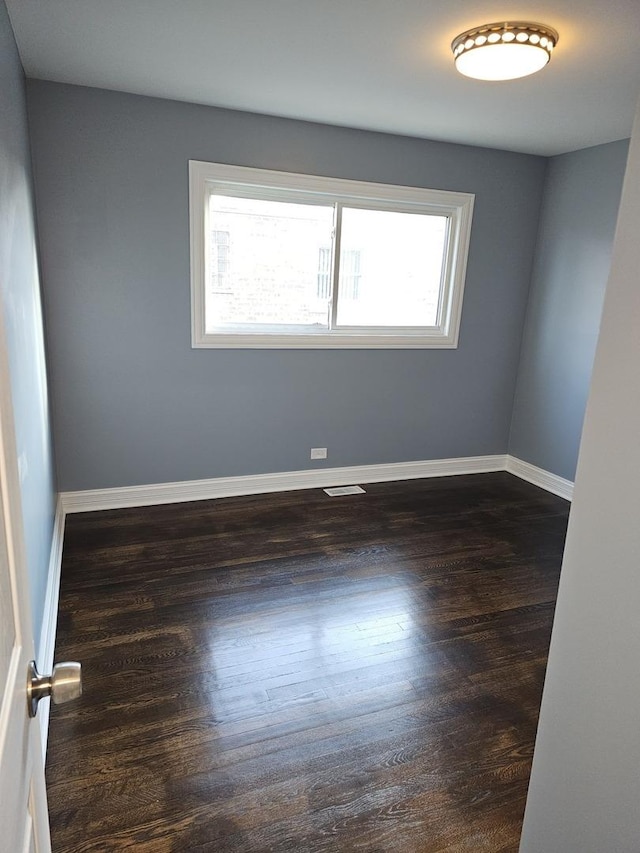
[520,98,640,853]
[0,3,56,648]
[27,81,546,492]
[509,140,628,481]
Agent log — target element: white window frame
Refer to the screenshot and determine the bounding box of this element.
[189,161,474,349]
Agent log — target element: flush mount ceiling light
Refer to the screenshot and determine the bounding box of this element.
[452,21,558,81]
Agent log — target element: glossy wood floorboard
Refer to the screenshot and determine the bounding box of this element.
[46,473,569,852]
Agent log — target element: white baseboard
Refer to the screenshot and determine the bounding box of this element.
[60,454,509,513]
[506,455,574,501]
[36,496,65,758]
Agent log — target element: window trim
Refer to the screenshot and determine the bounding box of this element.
[189,161,475,349]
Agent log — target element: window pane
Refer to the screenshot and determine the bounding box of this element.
[206,195,334,330]
[336,208,448,328]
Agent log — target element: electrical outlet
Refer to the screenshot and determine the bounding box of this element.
[310,447,328,460]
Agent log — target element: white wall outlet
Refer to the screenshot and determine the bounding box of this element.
[310,447,328,460]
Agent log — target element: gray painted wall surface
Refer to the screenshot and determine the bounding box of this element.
[520,99,640,853]
[0,2,56,648]
[27,81,546,492]
[509,140,628,481]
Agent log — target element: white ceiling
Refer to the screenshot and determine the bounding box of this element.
[7,0,640,156]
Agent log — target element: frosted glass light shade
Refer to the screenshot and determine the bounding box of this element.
[452,22,558,81]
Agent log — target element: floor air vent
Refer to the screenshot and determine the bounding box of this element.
[323,485,366,496]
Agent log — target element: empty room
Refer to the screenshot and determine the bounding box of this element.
[1,1,640,851]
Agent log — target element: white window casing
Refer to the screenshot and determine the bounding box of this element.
[189,161,474,349]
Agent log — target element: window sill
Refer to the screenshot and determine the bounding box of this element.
[192,331,460,349]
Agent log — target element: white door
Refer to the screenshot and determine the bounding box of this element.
[0,307,51,851]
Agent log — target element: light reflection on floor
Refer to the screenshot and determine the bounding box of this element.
[204,574,422,722]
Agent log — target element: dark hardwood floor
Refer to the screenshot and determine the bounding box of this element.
[46,473,569,852]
